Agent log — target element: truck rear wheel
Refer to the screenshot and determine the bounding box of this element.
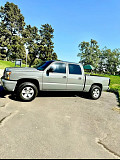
[90,85,101,100]
[17,82,38,102]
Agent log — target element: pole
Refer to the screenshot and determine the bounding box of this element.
[26,51,27,67]
[25,44,28,67]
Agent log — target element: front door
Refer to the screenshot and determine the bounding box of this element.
[42,62,67,90]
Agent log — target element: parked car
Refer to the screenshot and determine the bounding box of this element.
[1,60,110,101]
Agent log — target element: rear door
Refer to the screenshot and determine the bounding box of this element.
[67,63,85,91]
[42,62,67,90]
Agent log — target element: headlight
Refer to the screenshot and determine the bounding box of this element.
[5,71,11,80]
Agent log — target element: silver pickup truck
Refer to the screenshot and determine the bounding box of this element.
[1,60,110,101]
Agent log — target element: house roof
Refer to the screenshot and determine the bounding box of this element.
[83,65,94,70]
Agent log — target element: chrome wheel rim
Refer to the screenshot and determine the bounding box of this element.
[93,88,100,98]
[21,87,34,99]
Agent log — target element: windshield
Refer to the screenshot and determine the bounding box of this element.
[36,60,54,71]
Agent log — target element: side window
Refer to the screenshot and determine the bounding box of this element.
[51,63,66,73]
[69,64,82,75]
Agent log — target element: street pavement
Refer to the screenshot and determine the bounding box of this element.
[0,89,120,159]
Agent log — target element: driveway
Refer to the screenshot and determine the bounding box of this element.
[0,89,120,159]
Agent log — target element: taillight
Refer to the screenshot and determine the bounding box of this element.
[108,79,110,86]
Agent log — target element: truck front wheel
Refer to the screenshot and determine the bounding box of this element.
[90,85,102,100]
[17,82,38,101]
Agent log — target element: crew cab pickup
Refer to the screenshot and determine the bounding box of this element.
[1,60,110,101]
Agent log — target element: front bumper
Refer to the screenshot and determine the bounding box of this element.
[1,78,17,92]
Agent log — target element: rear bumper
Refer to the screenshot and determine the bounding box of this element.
[1,78,17,92]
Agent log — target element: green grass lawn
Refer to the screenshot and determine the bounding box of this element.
[0,60,27,69]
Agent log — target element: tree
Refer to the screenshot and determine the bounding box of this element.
[39,24,57,61]
[0,2,58,64]
[0,2,25,35]
[112,48,120,74]
[98,47,120,74]
[8,35,26,61]
[52,52,58,60]
[23,23,58,67]
[0,2,26,60]
[22,25,41,67]
[97,46,107,73]
[77,39,101,69]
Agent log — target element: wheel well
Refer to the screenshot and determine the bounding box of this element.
[90,83,102,90]
[16,79,40,91]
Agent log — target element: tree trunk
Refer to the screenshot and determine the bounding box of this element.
[29,57,36,67]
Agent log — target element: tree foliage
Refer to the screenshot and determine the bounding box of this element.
[78,40,120,75]
[99,47,120,74]
[0,2,26,60]
[22,25,41,66]
[77,39,101,69]
[8,35,26,61]
[0,2,58,65]
[39,24,57,61]
[22,24,57,67]
[0,2,25,34]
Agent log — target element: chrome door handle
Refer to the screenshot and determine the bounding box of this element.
[78,77,82,80]
[63,76,66,78]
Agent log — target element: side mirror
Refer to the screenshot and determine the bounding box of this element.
[46,67,53,76]
[48,67,53,73]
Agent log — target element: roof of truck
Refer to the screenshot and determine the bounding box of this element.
[51,60,81,65]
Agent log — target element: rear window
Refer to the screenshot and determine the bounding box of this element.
[69,64,82,75]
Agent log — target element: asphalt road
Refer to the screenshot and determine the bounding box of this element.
[0,88,120,159]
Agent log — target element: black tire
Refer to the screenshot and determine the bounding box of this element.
[89,85,102,100]
[17,82,38,102]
